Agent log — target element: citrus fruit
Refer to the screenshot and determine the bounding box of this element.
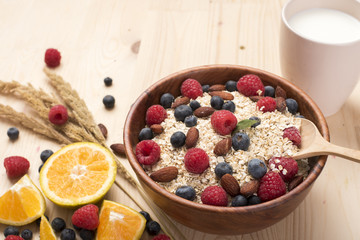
[39,142,117,207]
[96,200,146,240]
[0,174,45,226]
[40,215,56,240]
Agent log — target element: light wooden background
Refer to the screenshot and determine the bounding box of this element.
[0,0,359,239]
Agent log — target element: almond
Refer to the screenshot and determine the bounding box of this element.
[185,127,199,149]
[240,180,260,197]
[275,97,286,112]
[150,124,163,134]
[209,84,226,92]
[275,86,287,99]
[249,96,264,102]
[288,175,304,191]
[214,137,232,156]
[150,166,178,182]
[193,107,215,118]
[171,96,190,108]
[98,123,108,139]
[110,143,126,156]
[220,174,240,197]
[209,91,234,100]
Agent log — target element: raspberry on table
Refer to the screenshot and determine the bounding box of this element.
[180,78,203,99]
[210,110,237,135]
[184,148,209,174]
[269,156,298,182]
[44,48,61,68]
[257,171,286,202]
[135,140,161,165]
[201,186,228,206]
[237,74,265,97]
[5,236,24,240]
[3,156,30,178]
[152,234,171,240]
[146,105,167,126]
[256,97,276,112]
[283,126,301,147]
[71,204,99,230]
[48,105,68,125]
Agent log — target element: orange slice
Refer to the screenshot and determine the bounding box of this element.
[96,200,146,240]
[0,174,45,226]
[39,142,117,207]
[40,215,56,240]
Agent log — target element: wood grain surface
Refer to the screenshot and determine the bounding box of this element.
[0,0,359,239]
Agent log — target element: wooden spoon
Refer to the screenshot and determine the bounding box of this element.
[293,118,360,163]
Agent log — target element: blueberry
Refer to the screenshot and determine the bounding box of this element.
[210,96,224,110]
[222,101,235,113]
[189,100,201,111]
[7,127,19,140]
[73,224,82,231]
[225,80,237,92]
[174,105,192,122]
[38,164,43,173]
[231,195,248,207]
[138,127,154,141]
[249,116,261,128]
[103,95,115,109]
[139,210,151,222]
[21,229,33,240]
[79,229,95,240]
[36,215,49,226]
[170,131,186,148]
[103,77,112,86]
[160,93,174,109]
[51,217,66,232]
[4,226,19,237]
[146,220,161,235]
[60,228,76,240]
[264,86,275,97]
[184,115,197,127]
[175,186,196,201]
[202,84,210,93]
[214,162,233,179]
[248,195,262,205]
[232,132,250,151]
[40,149,54,162]
[286,98,298,114]
[248,159,267,179]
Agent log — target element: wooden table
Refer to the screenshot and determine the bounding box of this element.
[0,0,359,239]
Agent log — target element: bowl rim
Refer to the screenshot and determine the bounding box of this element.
[123,64,328,213]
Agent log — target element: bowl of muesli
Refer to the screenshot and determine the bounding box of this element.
[123,64,329,234]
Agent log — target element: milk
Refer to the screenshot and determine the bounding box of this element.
[288,8,360,44]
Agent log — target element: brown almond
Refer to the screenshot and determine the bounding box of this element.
[275,86,287,99]
[209,84,226,92]
[275,97,286,112]
[220,174,240,197]
[194,107,216,118]
[171,97,190,108]
[110,143,126,156]
[150,124,163,134]
[209,91,234,100]
[98,123,108,139]
[185,127,199,149]
[249,96,264,102]
[150,166,178,182]
[288,175,304,191]
[214,137,232,156]
[240,180,260,197]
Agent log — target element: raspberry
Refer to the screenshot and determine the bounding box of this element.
[4,156,30,178]
[152,234,171,240]
[283,127,301,147]
[269,157,298,182]
[5,236,24,240]
[237,74,265,97]
[257,171,286,202]
[146,105,167,126]
[136,140,161,165]
[180,78,203,99]
[44,48,61,68]
[256,97,276,112]
[184,148,209,174]
[201,186,228,206]
[71,204,99,230]
[48,105,68,125]
[210,110,237,135]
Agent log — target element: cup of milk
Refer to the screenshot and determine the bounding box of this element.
[280,0,360,116]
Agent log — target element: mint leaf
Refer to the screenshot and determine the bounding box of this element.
[232,119,259,134]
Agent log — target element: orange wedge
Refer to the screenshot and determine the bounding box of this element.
[96,200,146,240]
[39,142,117,207]
[0,174,45,226]
[40,215,56,240]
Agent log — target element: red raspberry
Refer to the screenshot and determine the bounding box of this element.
[268,157,298,182]
[4,156,30,178]
[180,78,203,99]
[210,110,237,135]
[44,48,61,68]
[136,140,161,165]
[201,186,228,206]
[283,127,301,147]
[237,74,265,97]
[256,97,276,112]
[48,105,68,125]
[146,105,167,126]
[71,204,99,230]
[257,171,286,202]
[5,236,24,240]
[152,234,171,240]
[184,148,209,174]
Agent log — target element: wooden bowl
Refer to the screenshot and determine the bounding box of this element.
[123,65,329,235]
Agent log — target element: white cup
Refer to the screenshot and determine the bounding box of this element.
[280,0,360,116]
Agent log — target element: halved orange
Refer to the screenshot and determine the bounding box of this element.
[96,200,146,240]
[39,142,117,207]
[0,174,46,226]
[40,215,56,240]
